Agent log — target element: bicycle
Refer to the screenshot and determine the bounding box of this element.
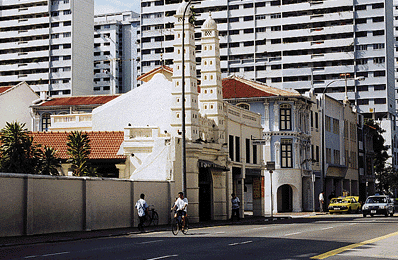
[171,210,189,235]
[144,205,159,227]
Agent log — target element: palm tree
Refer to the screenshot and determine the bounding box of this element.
[39,146,60,175]
[0,122,36,173]
[66,131,91,176]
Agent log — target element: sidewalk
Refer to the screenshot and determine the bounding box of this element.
[0,212,317,248]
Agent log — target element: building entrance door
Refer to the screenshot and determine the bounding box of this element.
[199,167,212,221]
[278,184,293,212]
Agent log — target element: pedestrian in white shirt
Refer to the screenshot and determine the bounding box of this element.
[231,193,240,221]
[171,192,188,230]
[135,193,148,232]
[319,192,324,213]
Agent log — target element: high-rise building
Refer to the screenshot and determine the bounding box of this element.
[139,0,397,167]
[94,11,140,94]
[0,0,94,97]
[139,0,395,118]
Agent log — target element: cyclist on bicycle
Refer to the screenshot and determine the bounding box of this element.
[171,192,188,230]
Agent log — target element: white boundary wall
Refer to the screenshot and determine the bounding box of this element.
[0,173,173,237]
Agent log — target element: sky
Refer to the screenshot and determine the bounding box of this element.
[94,0,140,15]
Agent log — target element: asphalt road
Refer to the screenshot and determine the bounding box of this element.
[1,214,398,260]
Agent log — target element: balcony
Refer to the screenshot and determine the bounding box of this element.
[50,113,93,131]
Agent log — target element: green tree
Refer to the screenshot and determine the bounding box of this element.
[39,146,60,175]
[364,119,392,193]
[0,122,40,174]
[66,131,91,176]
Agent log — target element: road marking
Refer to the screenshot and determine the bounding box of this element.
[251,226,269,230]
[138,240,164,244]
[284,232,302,236]
[146,254,178,260]
[229,240,253,246]
[25,252,69,258]
[311,231,398,259]
[321,227,334,230]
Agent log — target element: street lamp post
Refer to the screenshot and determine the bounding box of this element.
[322,75,365,98]
[266,161,275,218]
[181,0,192,197]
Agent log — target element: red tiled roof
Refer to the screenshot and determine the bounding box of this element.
[30,131,125,160]
[39,95,119,107]
[222,75,300,99]
[0,86,12,94]
[222,78,275,99]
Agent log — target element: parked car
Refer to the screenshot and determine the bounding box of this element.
[362,195,394,217]
[328,196,361,214]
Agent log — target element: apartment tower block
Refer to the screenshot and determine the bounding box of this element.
[0,0,94,97]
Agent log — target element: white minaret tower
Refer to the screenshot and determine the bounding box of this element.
[171,1,200,141]
[199,14,226,144]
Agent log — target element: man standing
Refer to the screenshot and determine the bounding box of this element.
[231,193,240,221]
[319,191,324,213]
[171,192,188,230]
[135,193,148,232]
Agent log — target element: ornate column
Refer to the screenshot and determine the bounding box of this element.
[264,102,270,132]
[273,103,279,131]
[275,141,280,168]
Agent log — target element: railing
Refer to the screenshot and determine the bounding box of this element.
[124,126,168,140]
[50,114,92,129]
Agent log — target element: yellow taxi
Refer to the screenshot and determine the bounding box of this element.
[328,196,361,214]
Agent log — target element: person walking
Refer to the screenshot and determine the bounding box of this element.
[135,193,148,232]
[231,193,240,221]
[319,191,325,213]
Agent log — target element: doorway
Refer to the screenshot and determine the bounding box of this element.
[278,184,293,212]
[199,167,212,221]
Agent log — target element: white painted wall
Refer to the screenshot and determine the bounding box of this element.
[0,83,39,131]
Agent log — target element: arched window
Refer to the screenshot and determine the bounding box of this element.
[237,103,250,110]
[280,104,292,130]
[42,113,51,131]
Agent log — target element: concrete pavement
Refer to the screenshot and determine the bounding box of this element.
[0,212,318,247]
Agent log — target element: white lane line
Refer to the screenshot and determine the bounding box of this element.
[42,252,70,257]
[321,227,334,230]
[284,232,302,236]
[25,252,69,258]
[146,254,178,260]
[229,241,253,246]
[137,240,164,244]
[251,227,269,230]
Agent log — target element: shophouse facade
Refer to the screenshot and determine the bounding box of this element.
[316,94,359,206]
[223,76,313,213]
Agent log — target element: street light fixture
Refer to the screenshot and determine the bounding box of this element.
[323,75,365,101]
[181,0,193,197]
[266,161,275,218]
